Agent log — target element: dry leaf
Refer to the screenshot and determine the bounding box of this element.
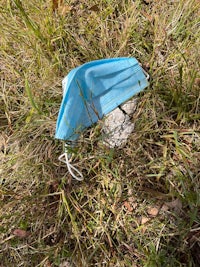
[141,216,150,224]
[165,199,182,213]
[59,261,72,267]
[44,260,52,267]
[13,229,30,238]
[128,196,138,209]
[137,216,151,234]
[124,201,133,212]
[147,207,159,217]
[161,204,169,212]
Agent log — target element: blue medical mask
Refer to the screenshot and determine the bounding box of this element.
[55,57,149,181]
[55,57,149,141]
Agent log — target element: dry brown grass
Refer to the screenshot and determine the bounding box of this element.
[0,0,200,266]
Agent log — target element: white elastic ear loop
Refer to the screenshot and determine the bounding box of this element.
[58,152,84,181]
[139,63,150,80]
[142,67,150,80]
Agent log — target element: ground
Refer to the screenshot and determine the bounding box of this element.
[0,0,200,266]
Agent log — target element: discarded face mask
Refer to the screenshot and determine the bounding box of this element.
[55,57,149,181]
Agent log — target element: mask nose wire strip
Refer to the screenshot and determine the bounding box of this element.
[58,152,84,181]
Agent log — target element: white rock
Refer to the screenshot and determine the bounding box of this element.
[102,99,137,148]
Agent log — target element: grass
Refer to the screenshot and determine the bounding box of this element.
[0,0,200,266]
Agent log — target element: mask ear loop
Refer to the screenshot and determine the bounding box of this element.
[58,144,84,181]
[139,63,150,80]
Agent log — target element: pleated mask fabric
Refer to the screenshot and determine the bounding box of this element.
[55,57,149,141]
